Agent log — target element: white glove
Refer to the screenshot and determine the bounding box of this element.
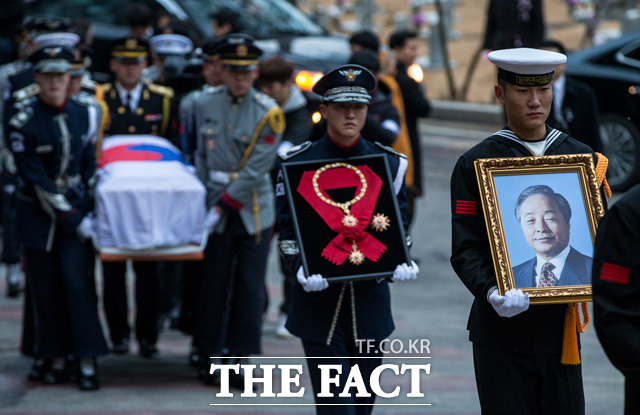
[296,267,328,292]
[76,216,94,240]
[391,261,419,282]
[204,208,221,234]
[488,287,530,318]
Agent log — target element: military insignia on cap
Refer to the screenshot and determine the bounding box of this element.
[125,38,138,49]
[237,44,248,57]
[46,47,61,57]
[339,68,361,82]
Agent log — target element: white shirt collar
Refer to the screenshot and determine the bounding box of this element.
[115,82,143,112]
[535,245,571,286]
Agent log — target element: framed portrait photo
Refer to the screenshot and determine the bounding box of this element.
[474,154,606,304]
[281,154,410,283]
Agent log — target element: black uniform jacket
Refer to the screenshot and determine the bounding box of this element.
[277,135,409,344]
[547,77,603,153]
[450,126,601,353]
[101,81,179,145]
[593,184,640,379]
[8,96,96,251]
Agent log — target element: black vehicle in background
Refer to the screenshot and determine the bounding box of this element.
[566,31,640,191]
[23,0,350,108]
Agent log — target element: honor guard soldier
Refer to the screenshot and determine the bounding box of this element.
[179,37,225,163]
[450,48,610,414]
[191,34,284,386]
[1,24,74,297]
[7,36,108,390]
[99,37,178,358]
[592,184,640,415]
[147,33,196,99]
[101,37,179,144]
[275,64,418,414]
[175,37,224,367]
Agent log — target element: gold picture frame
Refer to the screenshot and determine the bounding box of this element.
[475,154,605,304]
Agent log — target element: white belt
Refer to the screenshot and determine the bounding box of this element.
[208,171,239,185]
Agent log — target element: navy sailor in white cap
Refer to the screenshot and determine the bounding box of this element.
[450,48,610,414]
[276,64,419,414]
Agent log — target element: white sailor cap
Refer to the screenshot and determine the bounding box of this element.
[488,48,566,87]
[149,34,193,56]
[33,32,80,51]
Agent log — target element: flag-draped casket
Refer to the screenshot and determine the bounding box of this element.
[95,135,206,258]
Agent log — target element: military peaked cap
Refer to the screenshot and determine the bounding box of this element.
[312,64,376,104]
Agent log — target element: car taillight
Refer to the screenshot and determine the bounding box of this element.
[296,71,323,92]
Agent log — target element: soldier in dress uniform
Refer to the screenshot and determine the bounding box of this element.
[99,37,179,357]
[146,33,197,100]
[275,64,418,414]
[450,48,609,414]
[7,36,108,390]
[190,34,284,386]
[0,17,72,297]
[176,37,225,367]
[592,183,640,415]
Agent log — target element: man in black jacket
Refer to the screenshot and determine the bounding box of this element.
[389,30,430,224]
[541,39,603,152]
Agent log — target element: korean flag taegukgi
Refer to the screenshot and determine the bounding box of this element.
[95,135,206,252]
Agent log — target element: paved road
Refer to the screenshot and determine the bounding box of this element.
[0,118,626,414]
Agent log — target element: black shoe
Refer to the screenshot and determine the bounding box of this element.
[77,359,100,391]
[111,339,129,354]
[27,359,51,382]
[6,281,21,298]
[43,368,67,384]
[200,368,221,386]
[78,373,100,391]
[189,350,201,367]
[139,341,158,358]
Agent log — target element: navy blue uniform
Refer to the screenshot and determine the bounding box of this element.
[8,96,108,359]
[450,126,603,414]
[276,135,409,414]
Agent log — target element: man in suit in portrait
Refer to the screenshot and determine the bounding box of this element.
[512,184,592,288]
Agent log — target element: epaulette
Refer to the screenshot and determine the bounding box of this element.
[9,106,34,129]
[12,83,40,102]
[147,82,174,98]
[80,77,96,95]
[100,83,112,93]
[375,142,406,158]
[280,141,311,160]
[253,91,278,110]
[71,92,96,106]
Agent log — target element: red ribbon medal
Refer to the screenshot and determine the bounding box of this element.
[297,163,387,266]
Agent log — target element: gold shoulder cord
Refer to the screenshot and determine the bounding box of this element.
[242,106,284,243]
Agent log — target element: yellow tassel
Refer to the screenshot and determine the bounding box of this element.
[561,303,590,365]
[595,153,613,198]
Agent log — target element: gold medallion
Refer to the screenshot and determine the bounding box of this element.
[341,214,358,228]
[370,213,390,232]
[349,245,365,265]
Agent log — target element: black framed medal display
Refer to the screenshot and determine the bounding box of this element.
[281,154,410,282]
